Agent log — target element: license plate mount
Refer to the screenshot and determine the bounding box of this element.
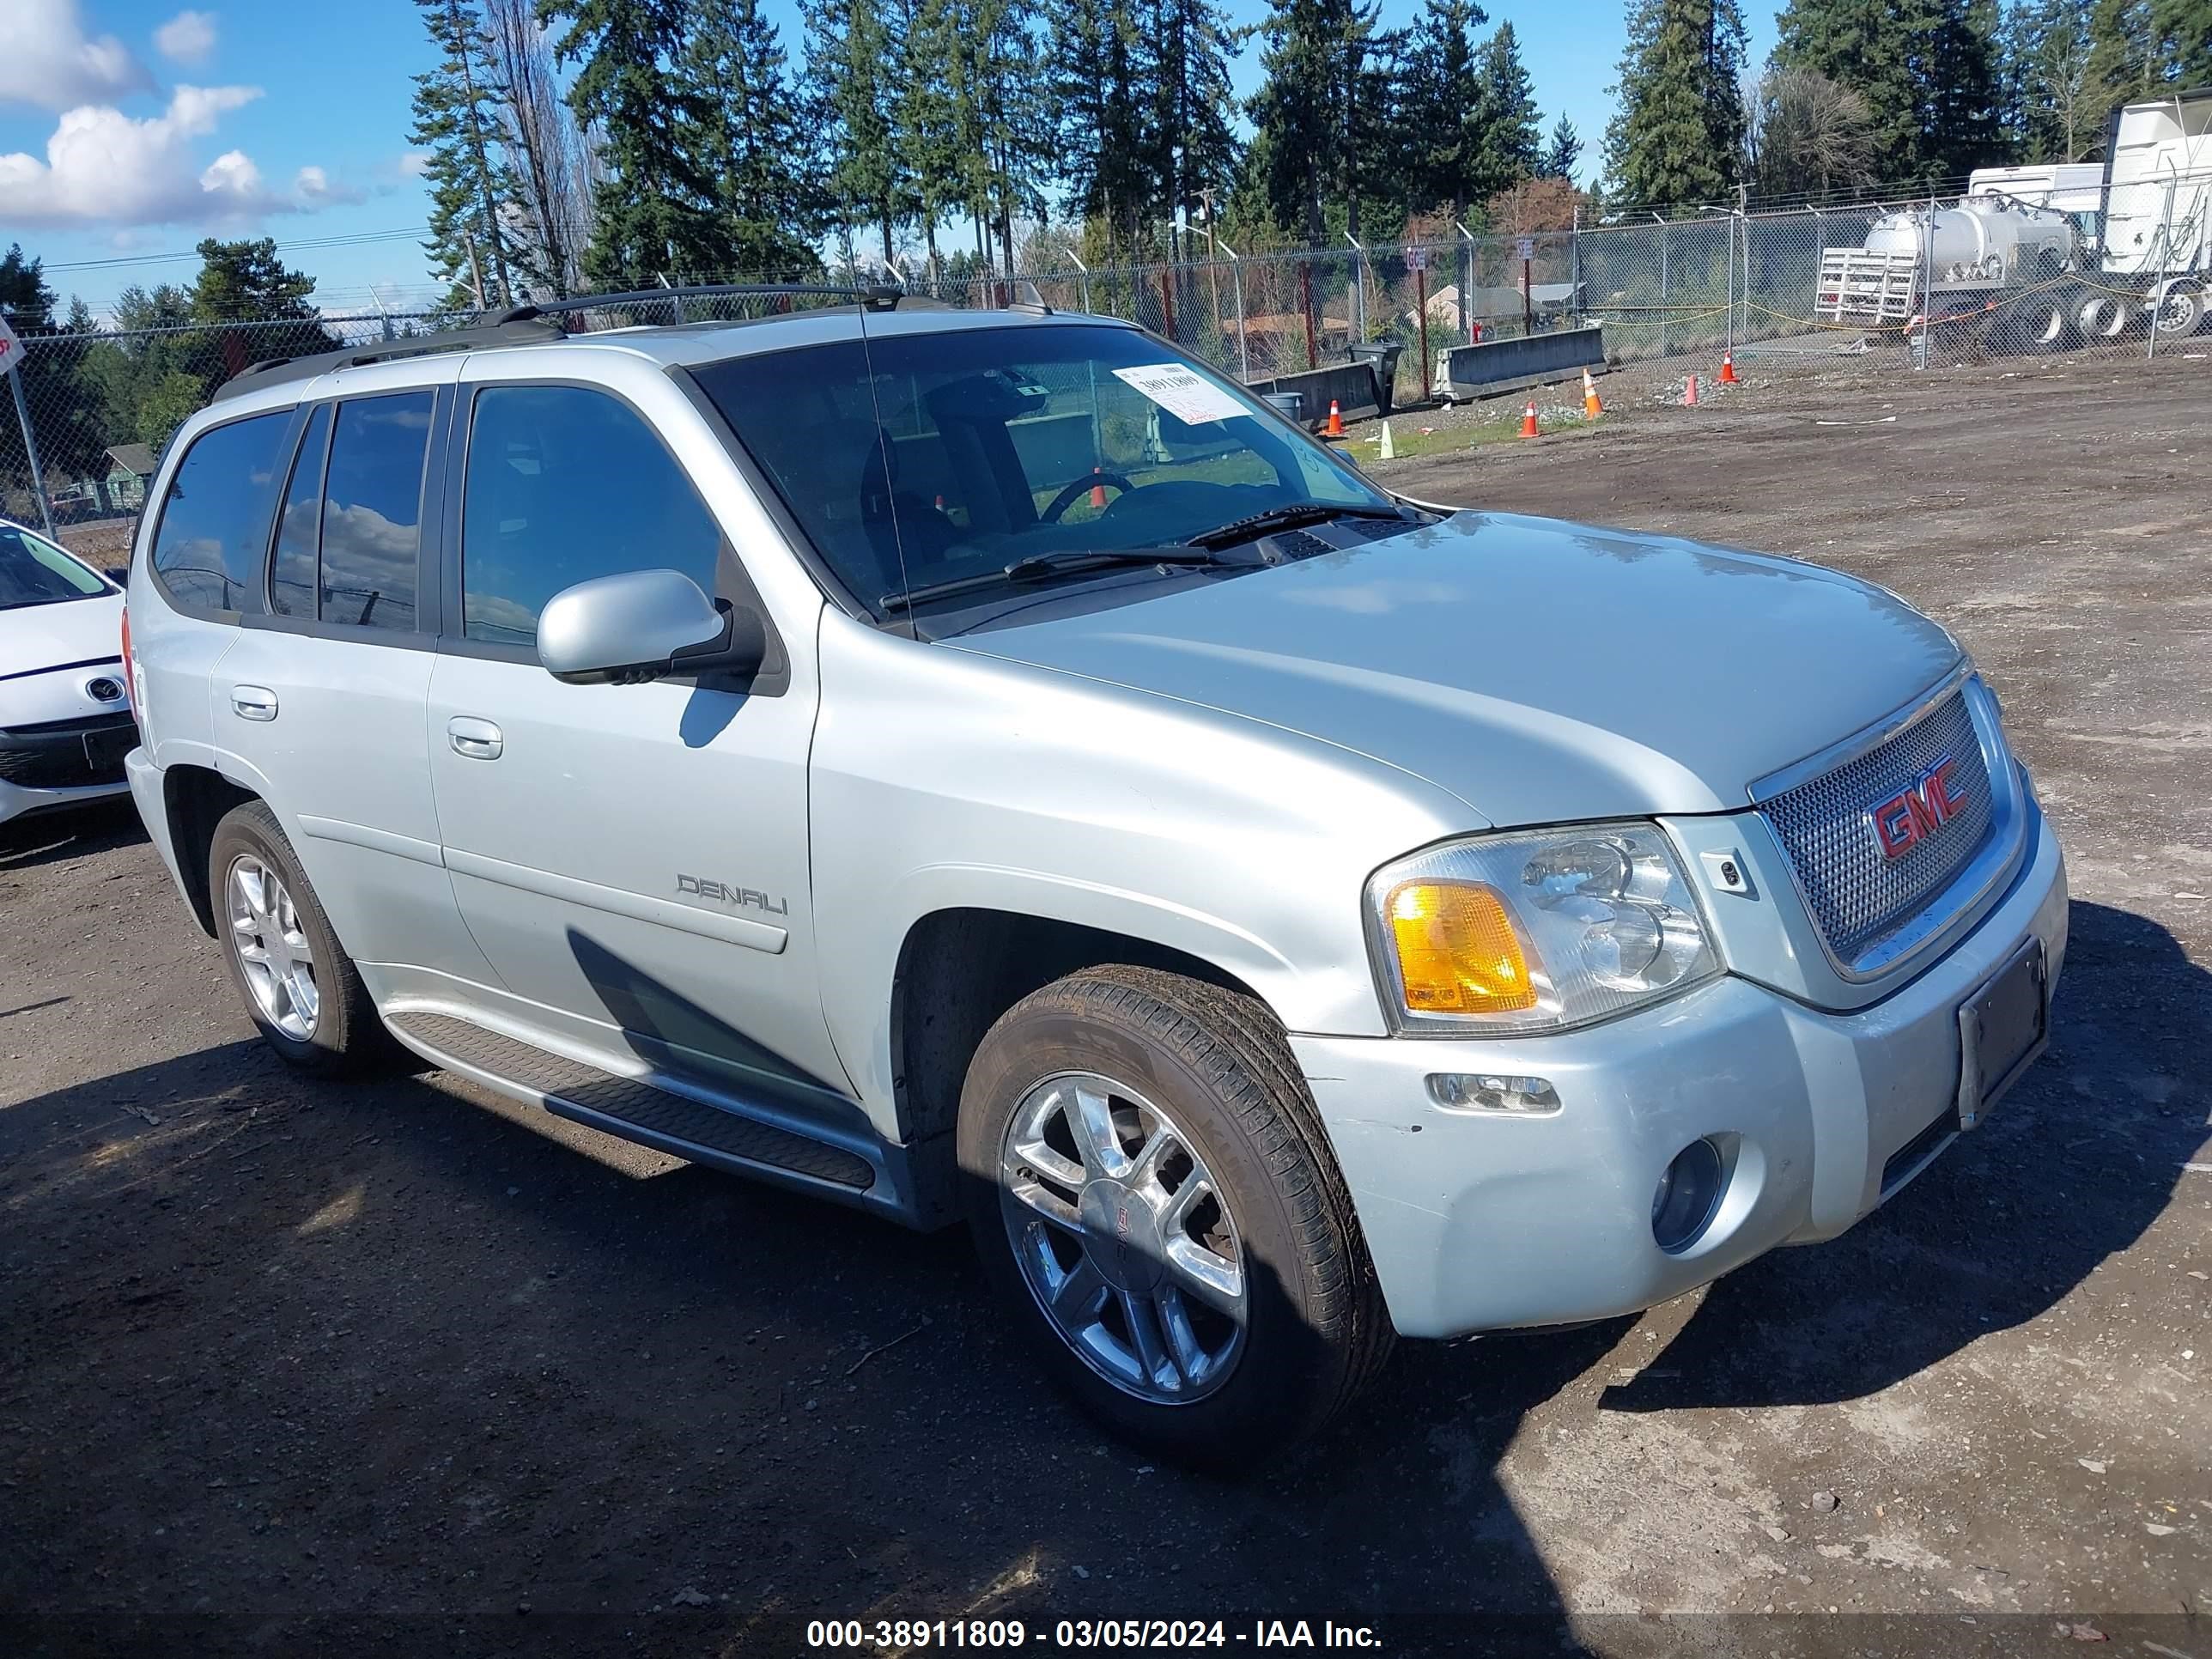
[1957,938,2047,1130]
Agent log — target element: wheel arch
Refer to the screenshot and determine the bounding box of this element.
[889,906,1279,1158]
[161,763,261,937]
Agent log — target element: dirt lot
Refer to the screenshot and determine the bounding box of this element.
[3,349,2208,1658]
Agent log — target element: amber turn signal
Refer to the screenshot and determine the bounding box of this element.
[1385,880,1539,1014]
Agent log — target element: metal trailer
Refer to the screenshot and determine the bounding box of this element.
[1815,89,2212,356]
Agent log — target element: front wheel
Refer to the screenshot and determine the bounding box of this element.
[957,966,1394,1466]
[2154,283,2206,338]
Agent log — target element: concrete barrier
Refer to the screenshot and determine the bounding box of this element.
[1242,362,1384,425]
[1435,326,1605,400]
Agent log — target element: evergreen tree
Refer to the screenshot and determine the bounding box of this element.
[1771,0,1935,174]
[2160,0,2212,87]
[1146,0,1243,250]
[1924,0,2011,172]
[1601,0,1748,209]
[189,238,321,322]
[803,0,909,264]
[1541,112,1583,178]
[1470,21,1542,199]
[964,0,1054,272]
[680,0,823,276]
[1400,0,1487,220]
[2002,0,2096,157]
[410,0,517,307]
[892,0,964,276]
[544,0,721,283]
[1249,0,1346,240]
[1048,0,1152,249]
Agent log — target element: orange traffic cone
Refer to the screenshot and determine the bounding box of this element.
[1090,466,1107,510]
[1326,399,1345,437]
[1582,368,1602,421]
[1718,351,1739,384]
[1519,400,1539,439]
[1683,373,1699,407]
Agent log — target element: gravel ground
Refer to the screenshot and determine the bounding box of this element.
[3,348,2208,1658]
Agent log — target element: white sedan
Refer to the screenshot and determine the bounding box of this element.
[0,518,135,826]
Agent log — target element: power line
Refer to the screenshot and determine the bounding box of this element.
[47,226,434,274]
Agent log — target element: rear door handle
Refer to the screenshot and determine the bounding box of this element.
[230,685,277,721]
[447,716,503,760]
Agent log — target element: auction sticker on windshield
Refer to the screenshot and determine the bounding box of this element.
[1112,363,1248,427]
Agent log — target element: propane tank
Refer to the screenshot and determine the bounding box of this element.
[1864,200,2073,286]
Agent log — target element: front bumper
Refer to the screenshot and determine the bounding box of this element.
[1291,798,2068,1340]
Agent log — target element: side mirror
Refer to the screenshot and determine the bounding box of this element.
[537,569,767,686]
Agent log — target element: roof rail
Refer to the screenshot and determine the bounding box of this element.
[482,281,908,325]
[210,281,917,404]
[208,315,567,403]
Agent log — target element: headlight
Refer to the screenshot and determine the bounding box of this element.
[1366,823,1719,1034]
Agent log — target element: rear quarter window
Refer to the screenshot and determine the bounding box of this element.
[149,410,293,614]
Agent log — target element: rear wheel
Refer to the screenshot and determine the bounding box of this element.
[2075,290,2135,343]
[210,801,392,1073]
[1983,288,2078,356]
[957,965,1393,1466]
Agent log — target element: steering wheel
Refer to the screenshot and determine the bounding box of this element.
[1040,471,1136,523]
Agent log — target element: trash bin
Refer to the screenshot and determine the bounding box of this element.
[1345,341,1405,416]
[1261,392,1304,425]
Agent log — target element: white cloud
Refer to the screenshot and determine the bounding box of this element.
[398,151,433,178]
[295,164,364,206]
[154,9,218,66]
[0,83,344,228]
[0,0,150,110]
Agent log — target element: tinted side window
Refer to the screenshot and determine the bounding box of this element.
[462,385,720,645]
[319,391,432,631]
[269,404,330,618]
[151,411,292,613]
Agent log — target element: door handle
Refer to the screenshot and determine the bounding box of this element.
[447,716,503,760]
[230,685,277,721]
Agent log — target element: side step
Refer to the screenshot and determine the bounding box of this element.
[386,1011,875,1191]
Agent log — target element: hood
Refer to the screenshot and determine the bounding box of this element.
[0,592,127,724]
[951,513,1961,825]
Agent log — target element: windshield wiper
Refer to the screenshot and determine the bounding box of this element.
[880,545,1240,614]
[1183,500,1409,551]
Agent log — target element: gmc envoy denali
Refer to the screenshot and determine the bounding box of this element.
[120,289,2065,1462]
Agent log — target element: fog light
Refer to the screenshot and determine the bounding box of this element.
[1426,1073,1560,1114]
[1651,1139,1725,1252]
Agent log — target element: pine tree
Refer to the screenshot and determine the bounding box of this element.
[2002,0,2096,158]
[680,0,823,276]
[544,0,720,283]
[1469,21,1542,200]
[964,0,1054,273]
[1249,0,1345,240]
[1401,0,1487,220]
[893,0,964,276]
[1772,0,1936,175]
[1146,0,1243,249]
[1541,112,1583,178]
[804,0,909,265]
[1924,0,2011,173]
[410,0,517,307]
[1048,0,1152,249]
[1601,0,1748,209]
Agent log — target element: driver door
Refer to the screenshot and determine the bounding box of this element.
[423,373,848,1106]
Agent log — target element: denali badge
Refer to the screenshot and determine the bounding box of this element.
[1869,756,1964,860]
[676,873,789,915]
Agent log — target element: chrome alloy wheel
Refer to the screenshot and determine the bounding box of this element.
[1000,1072,1247,1405]
[226,854,319,1042]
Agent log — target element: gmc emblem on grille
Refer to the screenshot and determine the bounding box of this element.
[1869,755,1964,860]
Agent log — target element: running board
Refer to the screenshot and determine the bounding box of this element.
[385,1010,878,1194]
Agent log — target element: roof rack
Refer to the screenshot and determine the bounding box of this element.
[210,281,913,403]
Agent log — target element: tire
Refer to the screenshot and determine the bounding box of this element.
[957,964,1394,1467]
[209,800,392,1074]
[1984,289,2077,356]
[2153,283,2206,339]
[2075,290,2135,342]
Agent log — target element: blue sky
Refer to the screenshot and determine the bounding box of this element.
[3,0,1778,322]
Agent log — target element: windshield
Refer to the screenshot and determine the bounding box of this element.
[0,524,112,611]
[691,322,1395,615]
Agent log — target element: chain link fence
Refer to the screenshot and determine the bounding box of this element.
[7,174,2207,562]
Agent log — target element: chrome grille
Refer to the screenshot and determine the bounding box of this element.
[1758,690,1996,964]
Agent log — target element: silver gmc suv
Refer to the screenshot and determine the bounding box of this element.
[122,289,2067,1463]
